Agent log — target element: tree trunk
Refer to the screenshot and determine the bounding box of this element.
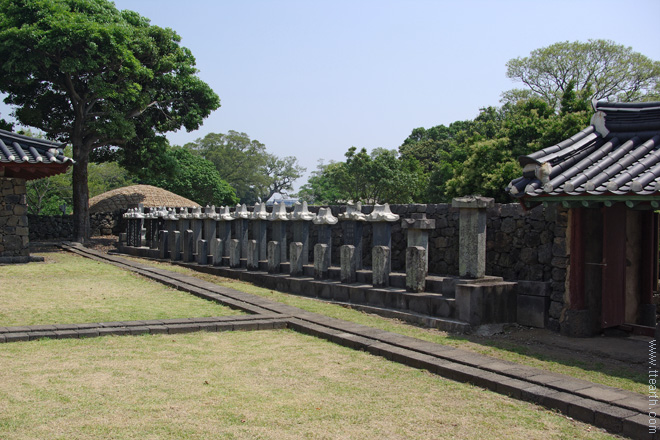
[72,142,90,243]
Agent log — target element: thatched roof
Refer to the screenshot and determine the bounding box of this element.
[89,185,199,213]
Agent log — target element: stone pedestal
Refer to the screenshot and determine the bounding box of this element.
[402,213,435,273]
[176,210,191,250]
[452,196,493,278]
[211,238,223,266]
[341,222,363,270]
[314,244,330,279]
[339,202,366,270]
[268,241,281,274]
[372,246,391,287]
[251,203,269,261]
[340,245,357,283]
[456,280,517,326]
[159,230,169,259]
[271,221,287,262]
[406,246,426,293]
[290,201,315,265]
[247,239,259,270]
[237,218,249,259]
[290,242,304,276]
[191,218,203,249]
[229,239,241,268]
[170,231,181,261]
[182,229,194,263]
[203,217,217,245]
[166,217,177,258]
[197,240,208,265]
[252,220,268,261]
[218,221,231,257]
[291,221,310,265]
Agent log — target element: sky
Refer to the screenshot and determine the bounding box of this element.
[3,0,660,191]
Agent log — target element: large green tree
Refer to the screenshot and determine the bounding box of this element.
[141,147,237,206]
[505,39,660,109]
[185,131,305,204]
[0,0,220,241]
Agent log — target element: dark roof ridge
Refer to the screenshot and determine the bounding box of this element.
[592,101,660,135]
[0,128,66,150]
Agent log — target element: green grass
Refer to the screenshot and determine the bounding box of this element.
[0,330,617,440]
[126,257,648,395]
[0,251,243,326]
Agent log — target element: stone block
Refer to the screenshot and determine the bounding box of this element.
[211,238,223,266]
[247,239,259,270]
[340,245,356,283]
[289,242,304,276]
[179,230,193,262]
[314,243,330,280]
[456,281,517,326]
[159,230,169,259]
[406,246,426,293]
[372,245,390,287]
[229,239,241,268]
[170,231,181,261]
[197,239,208,265]
[517,294,550,328]
[268,241,281,274]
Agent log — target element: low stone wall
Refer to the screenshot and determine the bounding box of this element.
[303,203,566,332]
[1,177,30,261]
[28,210,125,240]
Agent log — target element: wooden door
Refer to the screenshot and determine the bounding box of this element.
[601,204,627,328]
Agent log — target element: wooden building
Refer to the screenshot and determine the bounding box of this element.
[508,101,660,336]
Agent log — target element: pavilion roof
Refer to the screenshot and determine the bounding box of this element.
[0,129,73,180]
[506,101,660,208]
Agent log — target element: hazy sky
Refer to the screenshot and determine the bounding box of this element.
[4,0,660,190]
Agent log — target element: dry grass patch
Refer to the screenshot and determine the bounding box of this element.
[123,257,646,395]
[0,251,243,326]
[0,330,617,440]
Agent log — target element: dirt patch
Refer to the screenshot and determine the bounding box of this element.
[86,235,119,254]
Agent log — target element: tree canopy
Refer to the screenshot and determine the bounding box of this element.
[505,39,660,109]
[0,0,220,240]
[296,147,426,205]
[185,131,305,204]
[141,147,237,206]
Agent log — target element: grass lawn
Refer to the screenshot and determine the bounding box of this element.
[0,330,617,440]
[125,257,647,395]
[0,251,243,326]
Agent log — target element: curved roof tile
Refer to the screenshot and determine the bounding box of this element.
[507,101,660,203]
[0,129,73,180]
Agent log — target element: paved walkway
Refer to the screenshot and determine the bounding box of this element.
[3,242,654,440]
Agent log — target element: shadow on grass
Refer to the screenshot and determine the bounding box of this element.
[445,331,648,388]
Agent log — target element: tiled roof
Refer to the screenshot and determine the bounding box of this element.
[0,129,73,180]
[507,101,660,204]
[89,184,199,213]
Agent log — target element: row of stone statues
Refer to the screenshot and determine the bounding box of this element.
[123,201,437,292]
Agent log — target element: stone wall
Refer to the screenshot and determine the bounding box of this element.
[305,203,567,332]
[27,210,125,240]
[0,177,30,262]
